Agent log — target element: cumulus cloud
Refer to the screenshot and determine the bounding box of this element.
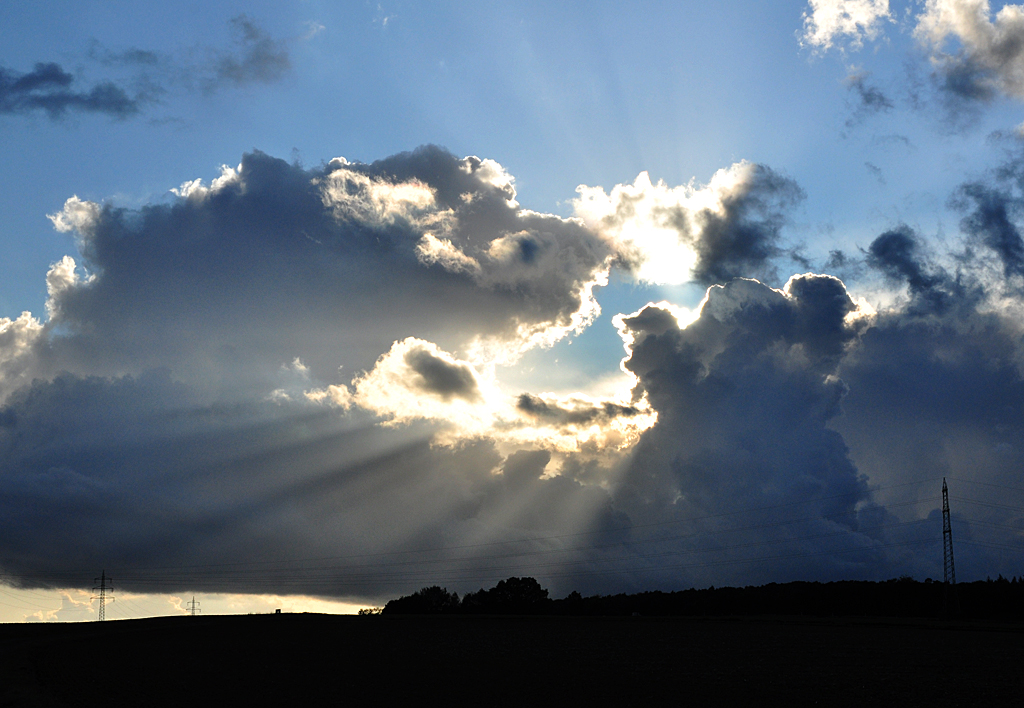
[0,144,646,596]
[801,0,891,51]
[515,393,642,427]
[574,162,804,287]
[605,275,902,585]
[0,312,43,395]
[7,141,1024,600]
[32,146,614,405]
[838,262,1024,569]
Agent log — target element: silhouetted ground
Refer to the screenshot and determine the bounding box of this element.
[1,613,1022,706]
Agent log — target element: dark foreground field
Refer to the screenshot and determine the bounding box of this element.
[1,614,1022,706]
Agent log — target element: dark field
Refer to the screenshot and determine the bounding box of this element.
[1,614,1021,706]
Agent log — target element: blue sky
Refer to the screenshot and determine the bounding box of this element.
[2,1,1024,619]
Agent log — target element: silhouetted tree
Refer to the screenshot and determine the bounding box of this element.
[382,586,460,614]
[462,577,551,614]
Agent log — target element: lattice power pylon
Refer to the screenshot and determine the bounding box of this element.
[187,596,201,617]
[92,570,114,621]
[942,478,960,616]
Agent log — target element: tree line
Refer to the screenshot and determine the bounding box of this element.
[377,575,1024,619]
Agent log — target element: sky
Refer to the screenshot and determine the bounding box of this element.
[2,0,1024,621]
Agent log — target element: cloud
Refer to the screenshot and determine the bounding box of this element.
[348,338,492,431]
[867,227,949,291]
[0,62,142,119]
[801,0,891,51]
[87,41,160,68]
[835,270,1024,574]
[210,15,291,88]
[0,367,635,597]
[574,162,805,286]
[609,275,897,585]
[801,1,1024,124]
[515,393,642,427]
[0,312,44,395]
[865,161,886,184]
[845,72,895,130]
[914,0,1024,104]
[949,152,1024,281]
[2,16,292,123]
[32,146,614,406]
[7,142,1024,599]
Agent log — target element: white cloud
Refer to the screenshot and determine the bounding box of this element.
[574,161,802,286]
[47,196,101,236]
[801,0,891,51]
[352,337,497,433]
[319,163,450,230]
[24,589,95,623]
[0,310,43,399]
[415,233,481,275]
[45,255,91,319]
[170,163,241,200]
[304,383,354,409]
[460,155,518,208]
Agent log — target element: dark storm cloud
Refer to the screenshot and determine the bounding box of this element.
[604,240,1024,587]
[834,271,1024,579]
[834,183,1024,580]
[9,129,1024,600]
[680,166,805,286]
[0,369,632,597]
[610,276,896,585]
[0,62,141,119]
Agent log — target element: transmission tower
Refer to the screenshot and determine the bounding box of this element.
[186,596,201,617]
[92,570,114,621]
[942,478,960,616]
